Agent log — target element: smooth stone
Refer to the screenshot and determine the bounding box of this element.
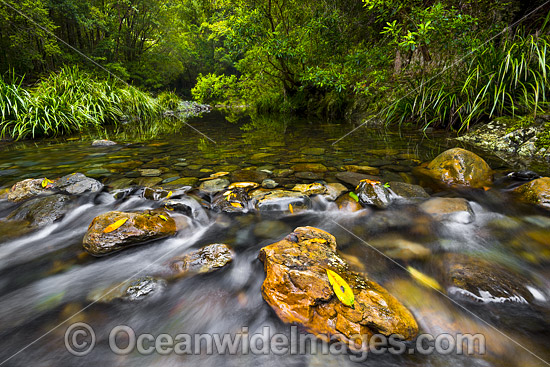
[7,194,73,227]
[369,235,431,261]
[513,177,550,209]
[137,177,163,187]
[419,197,474,224]
[356,179,392,208]
[290,163,327,173]
[341,165,380,175]
[54,173,103,195]
[295,171,325,180]
[161,176,180,184]
[262,179,278,189]
[138,168,162,177]
[253,220,292,239]
[86,168,110,175]
[199,178,230,194]
[164,177,198,187]
[231,169,269,183]
[273,169,294,178]
[87,277,166,303]
[92,139,117,146]
[169,244,234,278]
[301,147,325,155]
[250,152,275,160]
[335,172,379,187]
[83,209,177,256]
[387,181,429,199]
[324,183,348,201]
[335,194,363,212]
[291,183,326,195]
[7,178,51,202]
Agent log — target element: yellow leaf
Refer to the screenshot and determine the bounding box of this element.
[103,218,128,233]
[326,269,355,308]
[165,191,173,199]
[41,178,53,188]
[230,202,242,208]
[159,215,168,221]
[407,266,442,291]
[288,204,294,214]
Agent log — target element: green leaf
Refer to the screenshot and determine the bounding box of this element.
[349,192,359,202]
[326,269,355,308]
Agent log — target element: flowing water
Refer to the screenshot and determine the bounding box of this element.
[0,112,549,367]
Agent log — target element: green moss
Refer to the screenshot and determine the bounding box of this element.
[535,122,550,149]
[497,115,534,134]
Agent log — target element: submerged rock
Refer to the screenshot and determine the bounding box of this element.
[7,194,73,227]
[438,253,543,305]
[199,178,230,194]
[253,190,311,212]
[369,235,431,261]
[83,210,177,256]
[87,276,166,303]
[335,171,379,187]
[261,178,278,189]
[53,173,103,195]
[290,163,327,173]
[258,227,418,350]
[341,165,380,175]
[414,148,493,188]
[356,179,391,208]
[291,183,326,196]
[513,177,550,209]
[231,170,269,183]
[169,244,233,278]
[419,197,474,224]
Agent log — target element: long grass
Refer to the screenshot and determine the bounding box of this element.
[385,30,550,131]
[0,66,165,139]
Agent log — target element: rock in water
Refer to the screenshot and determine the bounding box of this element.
[169,244,233,278]
[7,178,51,202]
[356,179,391,208]
[92,139,117,146]
[419,197,474,224]
[7,194,73,227]
[258,226,418,351]
[199,178,230,194]
[414,148,492,188]
[211,188,249,213]
[513,177,550,209]
[83,210,176,256]
[54,173,103,195]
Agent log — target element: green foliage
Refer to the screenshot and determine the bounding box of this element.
[0,66,163,139]
[157,91,181,110]
[191,73,238,104]
[385,31,550,131]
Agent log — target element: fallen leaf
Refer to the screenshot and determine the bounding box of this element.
[103,218,129,233]
[288,203,294,214]
[230,202,242,208]
[349,192,359,202]
[41,178,53,188]
[159,215,168,221]
[326,269,355,308]
[407,266,442,291]
[165,191,173,199]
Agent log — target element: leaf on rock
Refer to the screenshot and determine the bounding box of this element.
[349,192,359,202]
[407,266,442,291]
[230,202,242,208]
[326,269,355,308]
[103,218,129,233]
[41,178,53,188]
[159,215,168,221]
[165,191,173,199]
[288,203,294,214]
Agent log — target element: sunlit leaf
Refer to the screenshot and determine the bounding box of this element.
[326,269,355,308]
[230,202,242,208]
[288,203,294,214]
[407,266,442,291]
[349,192,359,202]
[165,191,173,199]
[159,215,168,221]
[41,178,53,188]
[103,218,128,233]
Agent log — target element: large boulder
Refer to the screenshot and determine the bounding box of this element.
[513,177,550,209]
[168,244,233,278]
[83,210,177,256]
[258,227,418,350]
[414,148,492,188]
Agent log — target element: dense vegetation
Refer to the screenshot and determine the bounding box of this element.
[0,0,549,138]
